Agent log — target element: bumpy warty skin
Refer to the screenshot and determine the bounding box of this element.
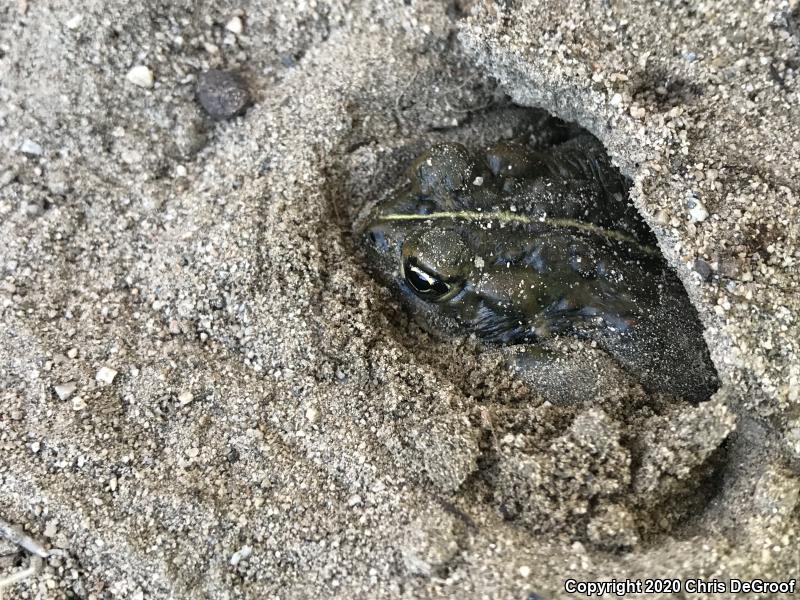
[364,127,719,402]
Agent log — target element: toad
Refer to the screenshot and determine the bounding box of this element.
[362,134,719,402]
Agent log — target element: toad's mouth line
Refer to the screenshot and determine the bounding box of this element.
[375,211,659,255]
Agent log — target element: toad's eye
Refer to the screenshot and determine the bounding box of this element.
[403,257,451,301]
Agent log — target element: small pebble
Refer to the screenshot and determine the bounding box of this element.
[126,65,154,89]
[178,390,193,406]
[65,14,82,29]
[347,494,362,507]
[230,545,252,566]
[0,168,17,188]
[72,396,87,411]
[305,406,320,423]
[688,198,709,222]
[24,199,45,217]
[96,366,118,384]
[19,139,43,156]
[46,171,69,195]
[43,521,58,538]
[225,16,243,34]
[54,381,77,401]
[121,149,142,165]
[692,259,712,281]
[67,347,79,359]
[196,70,251,120]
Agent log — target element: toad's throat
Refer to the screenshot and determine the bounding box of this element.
[376,210,658,255]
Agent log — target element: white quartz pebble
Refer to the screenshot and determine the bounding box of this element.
[126,65,154,89]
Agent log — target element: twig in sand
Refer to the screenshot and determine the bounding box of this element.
[0,517,49,595]
[0,518,49,559]
[393,71,420,133]
[0,556,44,595]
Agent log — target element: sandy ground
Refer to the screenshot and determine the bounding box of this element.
[1,0,798,598]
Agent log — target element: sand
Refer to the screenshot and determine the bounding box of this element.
[0,0,798,598]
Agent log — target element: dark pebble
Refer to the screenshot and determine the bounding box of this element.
[210,295,226,310]
[692,258,712,281]
[258,159,272,176]
[196,70,251,120]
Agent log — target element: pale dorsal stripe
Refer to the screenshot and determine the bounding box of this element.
[376,211,658,255]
